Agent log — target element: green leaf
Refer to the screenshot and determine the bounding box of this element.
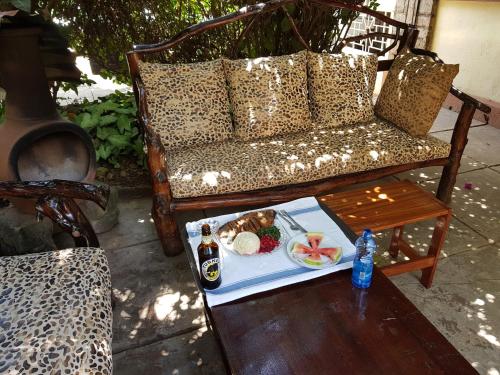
[108,134,130,147]
[280,17,291,33]
[99,114,118,126]
[96,126,119,140]
[97,100,120,113]
[8,0,30,12]
[79,112,99,130]
[117,115,132,133]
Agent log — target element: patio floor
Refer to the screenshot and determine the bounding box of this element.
[105,109,500,375]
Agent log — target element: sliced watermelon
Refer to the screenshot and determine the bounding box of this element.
[292,242,313,254]
[318,247,341,261]
[306,232,324,250]
[308,252,321,261]
[303,257,323,266]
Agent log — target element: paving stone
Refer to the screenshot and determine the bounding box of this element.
[492,166,500,174]
[98,196,157,250]
[391,245,500,374]
[432,125,500,166]
[447,169,500,243]
[113,327,225,375]
[394,278,500,375]
[107,240,206,353]
[395,155,487,183]
[430,108,485,133]
[372,216,489,269]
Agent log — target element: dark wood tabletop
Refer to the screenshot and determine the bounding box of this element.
[182,203,477,375]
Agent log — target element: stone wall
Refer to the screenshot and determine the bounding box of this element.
[393,0,438,49]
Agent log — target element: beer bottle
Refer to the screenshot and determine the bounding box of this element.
[198,224,221,289]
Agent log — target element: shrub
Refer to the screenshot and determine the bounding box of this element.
[63,91,145,168]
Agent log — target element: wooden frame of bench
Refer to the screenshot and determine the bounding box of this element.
[126,0,491,256]
[0,180,109,248]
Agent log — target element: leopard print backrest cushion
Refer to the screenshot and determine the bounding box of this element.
[138,59,233,149]
[307,51,378,128]
[223,50,312,140]
[375,48,459,137]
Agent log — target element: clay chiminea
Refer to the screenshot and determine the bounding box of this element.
[0,27,96,183]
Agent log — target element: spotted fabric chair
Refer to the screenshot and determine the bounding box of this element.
[0,180,113,375]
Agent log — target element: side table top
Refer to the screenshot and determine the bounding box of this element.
[320,180,450,234]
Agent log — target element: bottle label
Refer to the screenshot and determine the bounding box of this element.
[201,235,212,244]
[201,258,220,282]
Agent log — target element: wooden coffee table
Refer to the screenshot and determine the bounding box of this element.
[182,201,476,374]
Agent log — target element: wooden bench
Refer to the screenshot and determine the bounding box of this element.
[321,180,452,288]
[127,0,490,257]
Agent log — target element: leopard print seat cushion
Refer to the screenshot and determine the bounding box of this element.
[307,51,378,129]
[0,248,112,375]
[166,117,451,198]
[139,59,233,149]
[223,51,313,140]
[375,48,459,137]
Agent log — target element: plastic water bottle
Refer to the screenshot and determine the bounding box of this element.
[352,229,377,288]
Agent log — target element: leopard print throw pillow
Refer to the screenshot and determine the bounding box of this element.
[138,59,233,149]
[307,51,378,128]
[223,51,312,140]
[375,48,459,137]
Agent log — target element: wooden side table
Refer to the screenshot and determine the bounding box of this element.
[321,180,452,288]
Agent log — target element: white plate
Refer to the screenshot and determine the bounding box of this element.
[286,233,343,269]
[215,214,289,256]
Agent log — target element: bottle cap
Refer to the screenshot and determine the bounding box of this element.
[201,224,211,236]
[363,229,372,239]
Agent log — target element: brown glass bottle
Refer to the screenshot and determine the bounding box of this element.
[198,224,221,289]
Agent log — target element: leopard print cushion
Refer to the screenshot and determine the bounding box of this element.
[166,117,451,198]
[139,59,233,149]
[223,51,312,140]
[0,248,112,375]
[375,48,459,137]
[307,51,378,129]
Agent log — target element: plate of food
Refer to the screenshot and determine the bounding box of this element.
[216,209,288,256]
[287,232,342,269]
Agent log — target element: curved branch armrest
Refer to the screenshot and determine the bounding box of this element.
[0,180,110,248]
[0,180,110,210]
[411,48,491,114]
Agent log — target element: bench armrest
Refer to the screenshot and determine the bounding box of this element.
[411,48,491,114]
[0,180,110,248]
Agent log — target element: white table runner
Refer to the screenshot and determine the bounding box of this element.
[186,197,356,307]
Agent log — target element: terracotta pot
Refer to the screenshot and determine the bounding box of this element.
[0,27,96,183]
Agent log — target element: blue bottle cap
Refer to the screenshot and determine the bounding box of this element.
[362,229,372,239]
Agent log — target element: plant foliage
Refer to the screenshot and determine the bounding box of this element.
[35,0,376,82]
[64,91,145,168]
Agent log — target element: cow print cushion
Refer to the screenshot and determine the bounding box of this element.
[375,48,459,137]
[139,59,233,150]
[0,248,112,375]
[307,51,378,128]
[223,51,313,140]
[166,117,451,198]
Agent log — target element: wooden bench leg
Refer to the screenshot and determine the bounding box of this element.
[389,226,404,258]
[152,194,184,257]
[420,213,452,288]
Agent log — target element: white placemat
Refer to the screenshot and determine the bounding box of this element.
[186,197,356,307]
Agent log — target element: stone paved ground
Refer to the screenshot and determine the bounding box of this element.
[106,109,500,375]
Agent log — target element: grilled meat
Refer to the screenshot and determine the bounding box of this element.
[217,209,276,243]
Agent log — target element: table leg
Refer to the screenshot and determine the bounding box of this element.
[420,213,452,288]
[389,226,404,258]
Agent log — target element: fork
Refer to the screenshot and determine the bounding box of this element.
[278,210,307,233]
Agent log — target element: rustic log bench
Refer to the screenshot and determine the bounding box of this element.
[127,0,490,257]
